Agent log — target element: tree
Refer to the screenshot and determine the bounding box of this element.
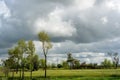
[39,59,45,69]
[108,52,119,69]
[2,59,11,77]
[27,40,35,79]
[67,53,74,69]
[38,31,52,78]
[62,60,69,69]
[73,59,80,69]
[113,53,119,69]
[101,59,113,68]
[18,40,27,80]
[26,54,40,71]
[8,48,18,78]
[57,64,63,68]
[32,55,40,71]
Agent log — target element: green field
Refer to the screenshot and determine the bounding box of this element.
[0,69,120,80]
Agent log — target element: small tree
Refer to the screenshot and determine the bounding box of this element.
[67,53,74,69]
[8,48,17,78]
[26,54,40,71]
[113,53,119,69]
[2,59,11,77]
[57,64,63,68]
[40,59,45,69]
[73,59,80,69]
[18,40,27,80]
[32,55,40,71]
[101,59,113,68]
[38,31,52,78]
[108,52,119,69]
[62,61,69,69]
[27,40,35,79]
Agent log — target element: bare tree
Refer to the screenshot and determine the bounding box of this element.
[108,52,119,69]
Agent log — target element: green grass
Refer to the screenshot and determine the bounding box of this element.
[12,69,120,77]
[0,77,120,80]
[1,69,120,80]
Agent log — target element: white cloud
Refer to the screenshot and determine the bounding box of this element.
[106,0,120,12]
[34,7,76,37]
[72,52,112,64]
[74,0,95,10]
[0,0,11,18]
[101,16,108,24]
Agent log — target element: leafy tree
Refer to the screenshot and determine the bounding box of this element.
[39,59,45,69]
[32,55,40,71]
[26,54,40,71]
[27,40,35,79]
[62,61,69,69]
[67,53,74,69]
[101,59,113,68]
[8,49,17,78]
[2,59,11,77]
[73,59,80,69]
[38,31,52,78]
[57,64,63,68]
[18,39,27,80]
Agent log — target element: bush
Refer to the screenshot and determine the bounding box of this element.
[57,64,63,68]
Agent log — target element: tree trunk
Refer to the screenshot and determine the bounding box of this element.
[115,63,117,69]
[30,55,33,80]
[45,55,47,78]
[22,64,24,80]
[30,70,32,80]
[20,69,21,79]
[12,69,14,79]
[16,62,19,74]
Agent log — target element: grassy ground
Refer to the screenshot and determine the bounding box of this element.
[14,69,120,77]
[0,77,120,80]
[0,69,120,80]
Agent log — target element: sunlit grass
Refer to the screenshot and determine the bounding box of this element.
[0,69,120,80]
[9,69,120,77]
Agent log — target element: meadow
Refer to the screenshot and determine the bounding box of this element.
[0,69,120,80]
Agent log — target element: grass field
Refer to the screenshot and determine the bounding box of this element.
[14,69,120,77]
[0,69,120,80]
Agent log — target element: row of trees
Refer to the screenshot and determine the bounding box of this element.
[56,58,119,69]
[2,31,52,79]
[60,53,119,69]
[2,40,37,79]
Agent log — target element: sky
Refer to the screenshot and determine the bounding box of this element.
[0,0,120,64]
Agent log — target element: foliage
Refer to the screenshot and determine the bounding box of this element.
[27,40,35,79]
[62,61,69,69]
[101,59,113,68]
[57,64,63,68]
[67,53,80,69]
[67,53,74,69]
[3,39,40,79]
[39,59,45,69]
